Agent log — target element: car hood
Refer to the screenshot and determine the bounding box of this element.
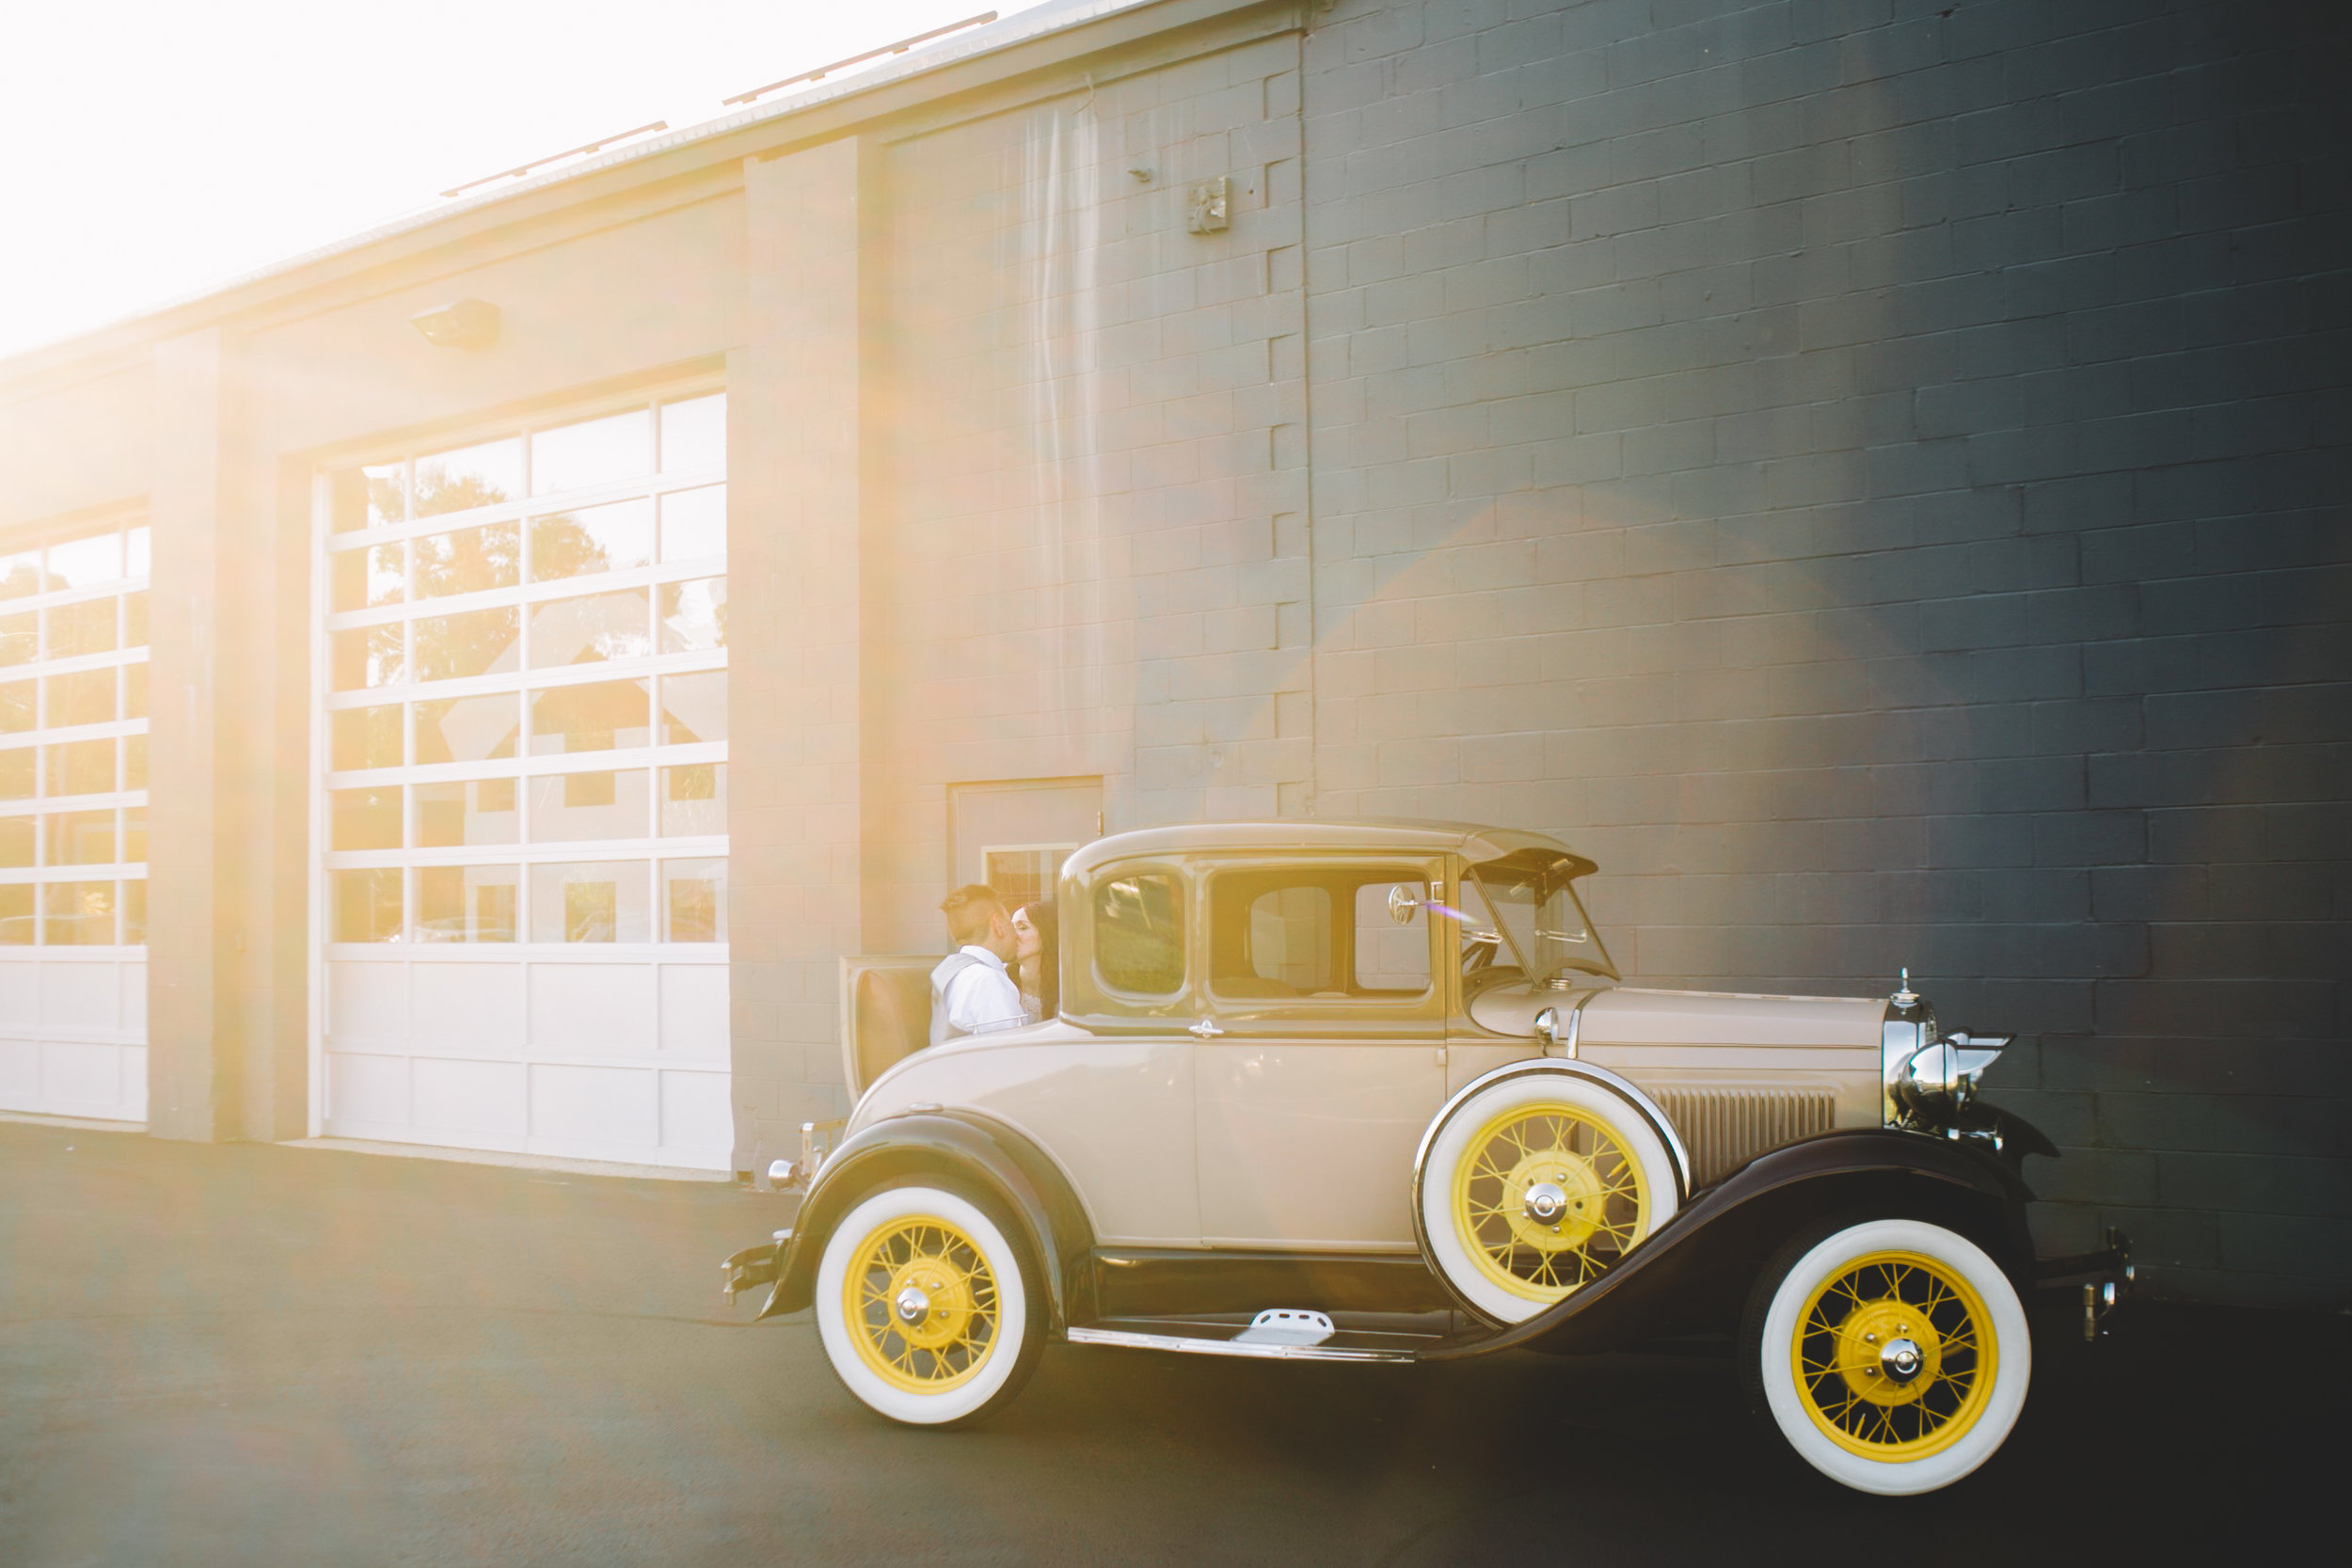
[1470,984,1886,1051]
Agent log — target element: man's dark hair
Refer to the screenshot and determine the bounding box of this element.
[940,883,1007,947]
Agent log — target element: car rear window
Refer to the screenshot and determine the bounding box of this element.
[1094,870,1184,995]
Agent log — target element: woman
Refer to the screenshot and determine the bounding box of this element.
[1010,900,1058,1022]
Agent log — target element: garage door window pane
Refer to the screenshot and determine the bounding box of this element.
[416,779,517,847]
[46,668,115,727]
[122,879,146,943]
[333,705,405,771]
[660,394,725,473]
[662,858,725,942]
[46,597,117,658]
[0,681,31,733]
[528,590,647,668]
[122,806,146,863]
[0,817,31,867]
[418,863,517,942]
[329,462,404,532]
[414,522,518,599]
[331,786,404,850]
[532,410,651,497]
[0,551,41,598]
[45,810,114,866]
[47,533,122,590]
[532,499,653,582]
[660,484,724,562]
[415,607,519,682]
[414,693,518,764]
[659,577,726,652]
[531,861,649,942]
[415,438,520,516]
[0,883,27,943]
[658,671,723,745]
[332,543,405,611]
[529,769,647,842]
[124,736,147,791]
[661,764,723,836]
[333,868,403,942]
[49,739,115,798]
[0,612,34,665]
[44,880,115,944]
[530,679,649,754]
[333,625,405,689]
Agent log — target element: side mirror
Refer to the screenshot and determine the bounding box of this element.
[1387,884,1422,925]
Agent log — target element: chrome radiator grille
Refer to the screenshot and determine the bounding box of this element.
[1650,1087,1836,1189]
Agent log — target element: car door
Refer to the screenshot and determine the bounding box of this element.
[1191,855,1449,1252]
[979,857,1201,1248]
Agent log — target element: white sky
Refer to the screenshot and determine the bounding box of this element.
[0,1,1048,360]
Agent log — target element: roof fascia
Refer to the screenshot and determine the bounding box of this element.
[0,0,1294,396]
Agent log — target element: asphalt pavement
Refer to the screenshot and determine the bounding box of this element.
[1,1117,2337,1566]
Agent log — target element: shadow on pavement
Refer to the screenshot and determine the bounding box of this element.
[2,1119,2338,1566]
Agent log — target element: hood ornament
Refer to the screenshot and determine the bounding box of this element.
[1891,966,1919,1009]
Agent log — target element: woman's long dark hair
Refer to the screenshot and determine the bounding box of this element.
[1019,900,1058,1019]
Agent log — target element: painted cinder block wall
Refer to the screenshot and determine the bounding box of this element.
[1,0,2341,1307]
[1295,0,2348,1306]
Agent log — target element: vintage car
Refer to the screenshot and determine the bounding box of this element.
[723,821,2130,1496]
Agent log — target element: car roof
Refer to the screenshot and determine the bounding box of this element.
[1064,819,1598,879]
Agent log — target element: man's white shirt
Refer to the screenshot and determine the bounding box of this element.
[939,945,1026,1036]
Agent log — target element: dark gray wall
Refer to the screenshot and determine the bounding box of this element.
[1301,0,2349,1305]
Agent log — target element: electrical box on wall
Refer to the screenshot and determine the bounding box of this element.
[1186,177,1230,233]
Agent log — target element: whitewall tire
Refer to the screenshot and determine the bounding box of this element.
[1744,1216,2031,1496]
[1417,1072,1680,1325]
[814,1181,1042,1427]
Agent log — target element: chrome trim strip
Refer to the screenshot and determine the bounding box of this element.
[1064,1325,1419,1364]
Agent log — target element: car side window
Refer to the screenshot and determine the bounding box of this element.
[1244,885,1333,993]
[1354,880,1432,991]
[1208,866,1432,1002]
[1094,870,1184,996]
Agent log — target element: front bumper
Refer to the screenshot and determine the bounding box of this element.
[723,1231,789,1305]
[2036,1227,2135,1340]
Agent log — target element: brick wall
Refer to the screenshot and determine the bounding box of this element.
[863,31,1315,951]
[1299,0,2350,1305]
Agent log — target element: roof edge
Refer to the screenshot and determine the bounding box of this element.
[0,0,1284,387]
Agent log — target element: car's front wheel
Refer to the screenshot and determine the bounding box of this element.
[1417,1071,1679,1324]
[1742,1215,2031,1495]
[813,1180,1042,1427]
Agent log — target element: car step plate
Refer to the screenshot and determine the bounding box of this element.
[1067,1308,1429,1364]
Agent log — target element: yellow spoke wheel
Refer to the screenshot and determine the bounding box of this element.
[1450,1101,1649,1306]
[842,1214,1001,1395]
[1792,1249,1995,1461]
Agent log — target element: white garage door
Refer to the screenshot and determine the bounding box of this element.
[0,518,151,1124]
[313,388,731,1170]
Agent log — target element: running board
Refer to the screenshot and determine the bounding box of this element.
[1066,1308,1432,1364]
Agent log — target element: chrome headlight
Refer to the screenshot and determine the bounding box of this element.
[1882,971,2010,1131]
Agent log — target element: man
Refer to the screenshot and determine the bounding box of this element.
[930,884,1029,1045]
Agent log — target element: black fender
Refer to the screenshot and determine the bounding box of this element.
[1418,1127,2036,1362]
[756,1110,1096,1329]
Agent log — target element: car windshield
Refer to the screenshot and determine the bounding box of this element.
[1466,851,1617,985]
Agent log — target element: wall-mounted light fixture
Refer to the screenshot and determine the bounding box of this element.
[410,299,500,350]
[1186,177,1230,234]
